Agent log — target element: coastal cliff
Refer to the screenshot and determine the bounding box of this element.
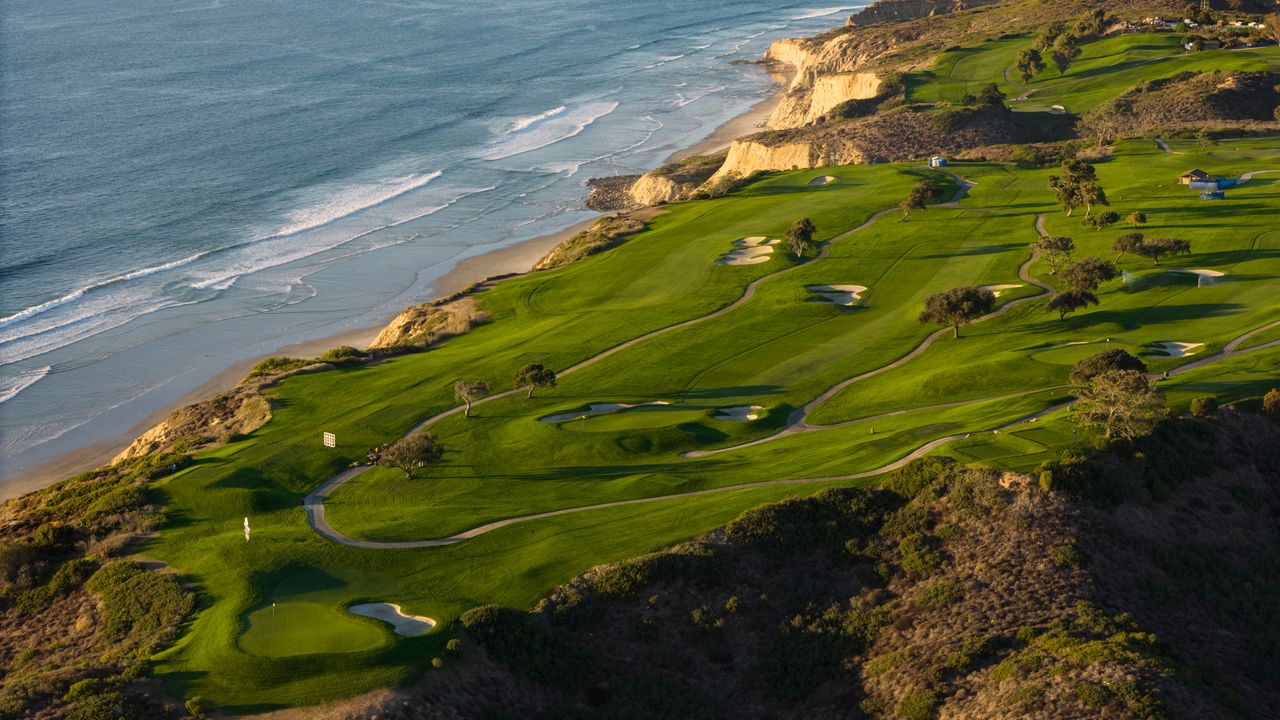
[848,0,1004,26]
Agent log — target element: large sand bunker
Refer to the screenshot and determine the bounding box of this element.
[1149,341,1204,358]
[348,603,435,637]
[540,401,670,423]
[716,237,779,266]
[809,175,836,186]
[1171,268,1225,284]
[714,405,764,421]
[982,284,1023,297]
[807,284,867,306]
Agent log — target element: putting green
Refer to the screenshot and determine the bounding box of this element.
[564,404,711,432]
[239,600,386,657]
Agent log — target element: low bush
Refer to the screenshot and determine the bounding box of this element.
[246,356,313,377]
[916,580,963,606]
[897,687,940,720]
[458,604,594,690]
[898,534,941,577]
[84,561,194,655]
[316,346,366,367]
[591,542,726,597]
[1189,395,1218,417]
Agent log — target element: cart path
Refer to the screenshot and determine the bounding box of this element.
[306,319,1278,549]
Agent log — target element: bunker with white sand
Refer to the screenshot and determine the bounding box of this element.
[714,405,765,421]
[807,284,867,306]
[716,237,779,266]
[982,284,1023,297]
[1148,341,1204,358]
[540,401,670,423]
[809,175,836,185]
[348,603,435,637]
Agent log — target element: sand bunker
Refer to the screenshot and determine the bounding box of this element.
[807,284,867,306]
[809,175,836,186]
[1149,341,1204,358]
[982,284,1023,297]
[716,237,779,266]
[1171,268,1225,280]
[348,603,435,637]
[714,405,764,421]
[539,401,670,423]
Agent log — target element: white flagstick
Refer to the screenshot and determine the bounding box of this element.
[244,516,251,542]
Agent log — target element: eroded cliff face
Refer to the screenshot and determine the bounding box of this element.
[627,172,684,206]
[764,33,892,129]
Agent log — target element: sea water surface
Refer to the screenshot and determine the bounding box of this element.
[0,0,865,491]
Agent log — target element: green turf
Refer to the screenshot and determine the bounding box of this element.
[906,33,1280,114]
[130,128,1280,711]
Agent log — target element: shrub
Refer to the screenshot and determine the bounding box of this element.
[1108,679,1168,719]
[246,356,313,377]
[446,638,461,653]
[917,580,963,606]
[15,557,96,614]
[431,657,444,669]
[0,540,36,580]
[591,543,725,597]
[899,534,941,577]
[897,687,940,720]
[1076,682,1111,709]
[31,523,76,550]
[1262,388,1280,417]
[1050,544,1083,568]
[458,605,593,690]
[316,345,366,367]
[84,561,194,653]
[1005,684,1044,708]
[884,457,953,499]
[1189,395,1219,417]
[184,695,207,717]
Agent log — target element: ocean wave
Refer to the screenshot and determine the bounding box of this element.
[791,6,862,20]
[479,101,619,161]
[673,85,727,109]
[268,171,442,239]
[507,105,566,134]
[643,53,689,70]
[0,366,50,405]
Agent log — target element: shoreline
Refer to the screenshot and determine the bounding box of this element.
[6,75,784,502]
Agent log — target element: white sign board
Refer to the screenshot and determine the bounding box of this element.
[322,431,336,448]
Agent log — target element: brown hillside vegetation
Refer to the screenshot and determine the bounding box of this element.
[1081,71,1280,140]
[291,411,1280,720]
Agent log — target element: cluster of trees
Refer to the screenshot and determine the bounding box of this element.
[1017,12,1107,84]
[784,218,817,257]
[1048,160,1108,217]
[1112,233,1191,265]
[900,177,947,220]
[958,83,1008,110]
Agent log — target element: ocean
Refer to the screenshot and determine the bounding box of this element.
[0,0,864,492]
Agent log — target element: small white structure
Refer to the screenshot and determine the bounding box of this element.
[929,156,949,168]
[322,431,336,448]
[244,517,251,542]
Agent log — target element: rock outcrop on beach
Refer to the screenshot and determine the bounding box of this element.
[531,215,649,271]
[110,385,274,464]
[369,295,489,350]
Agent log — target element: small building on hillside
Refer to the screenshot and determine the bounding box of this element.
[1199,191,1225,200]
[1179,169,1209,185]
[929,156,949,168]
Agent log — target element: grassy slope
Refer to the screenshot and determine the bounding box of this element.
[906,33,1280,113]
[138,133,1279,710]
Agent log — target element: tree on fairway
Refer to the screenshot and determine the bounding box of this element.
[1047,290,1098,320]
[901,178,946,220]
[1060,257,1119,291]
[1015,48,1045,83]
[513,363,557,398]
[1051,34,1080,75]
[453,380,490,417]
[1084,210,1120,230]
[1071,369,1166,440]
[918,287,996,338]
[784,218,817,257]
[381,432,443,479]
[1112,232,1145,263]
[977,83,1008,110]
[1033,235,1075,274]
[1126,211,1147,227]
[1195,129,1216,151]
[1048,160,1106,216]
[1069,348,1148,385]
[1135,237,1191,265]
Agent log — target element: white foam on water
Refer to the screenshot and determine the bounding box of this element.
[268,171,443,239]
[673,85,727,109]
[0,366,50,405]
[479,101,620,161]
[507,105,566,134]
